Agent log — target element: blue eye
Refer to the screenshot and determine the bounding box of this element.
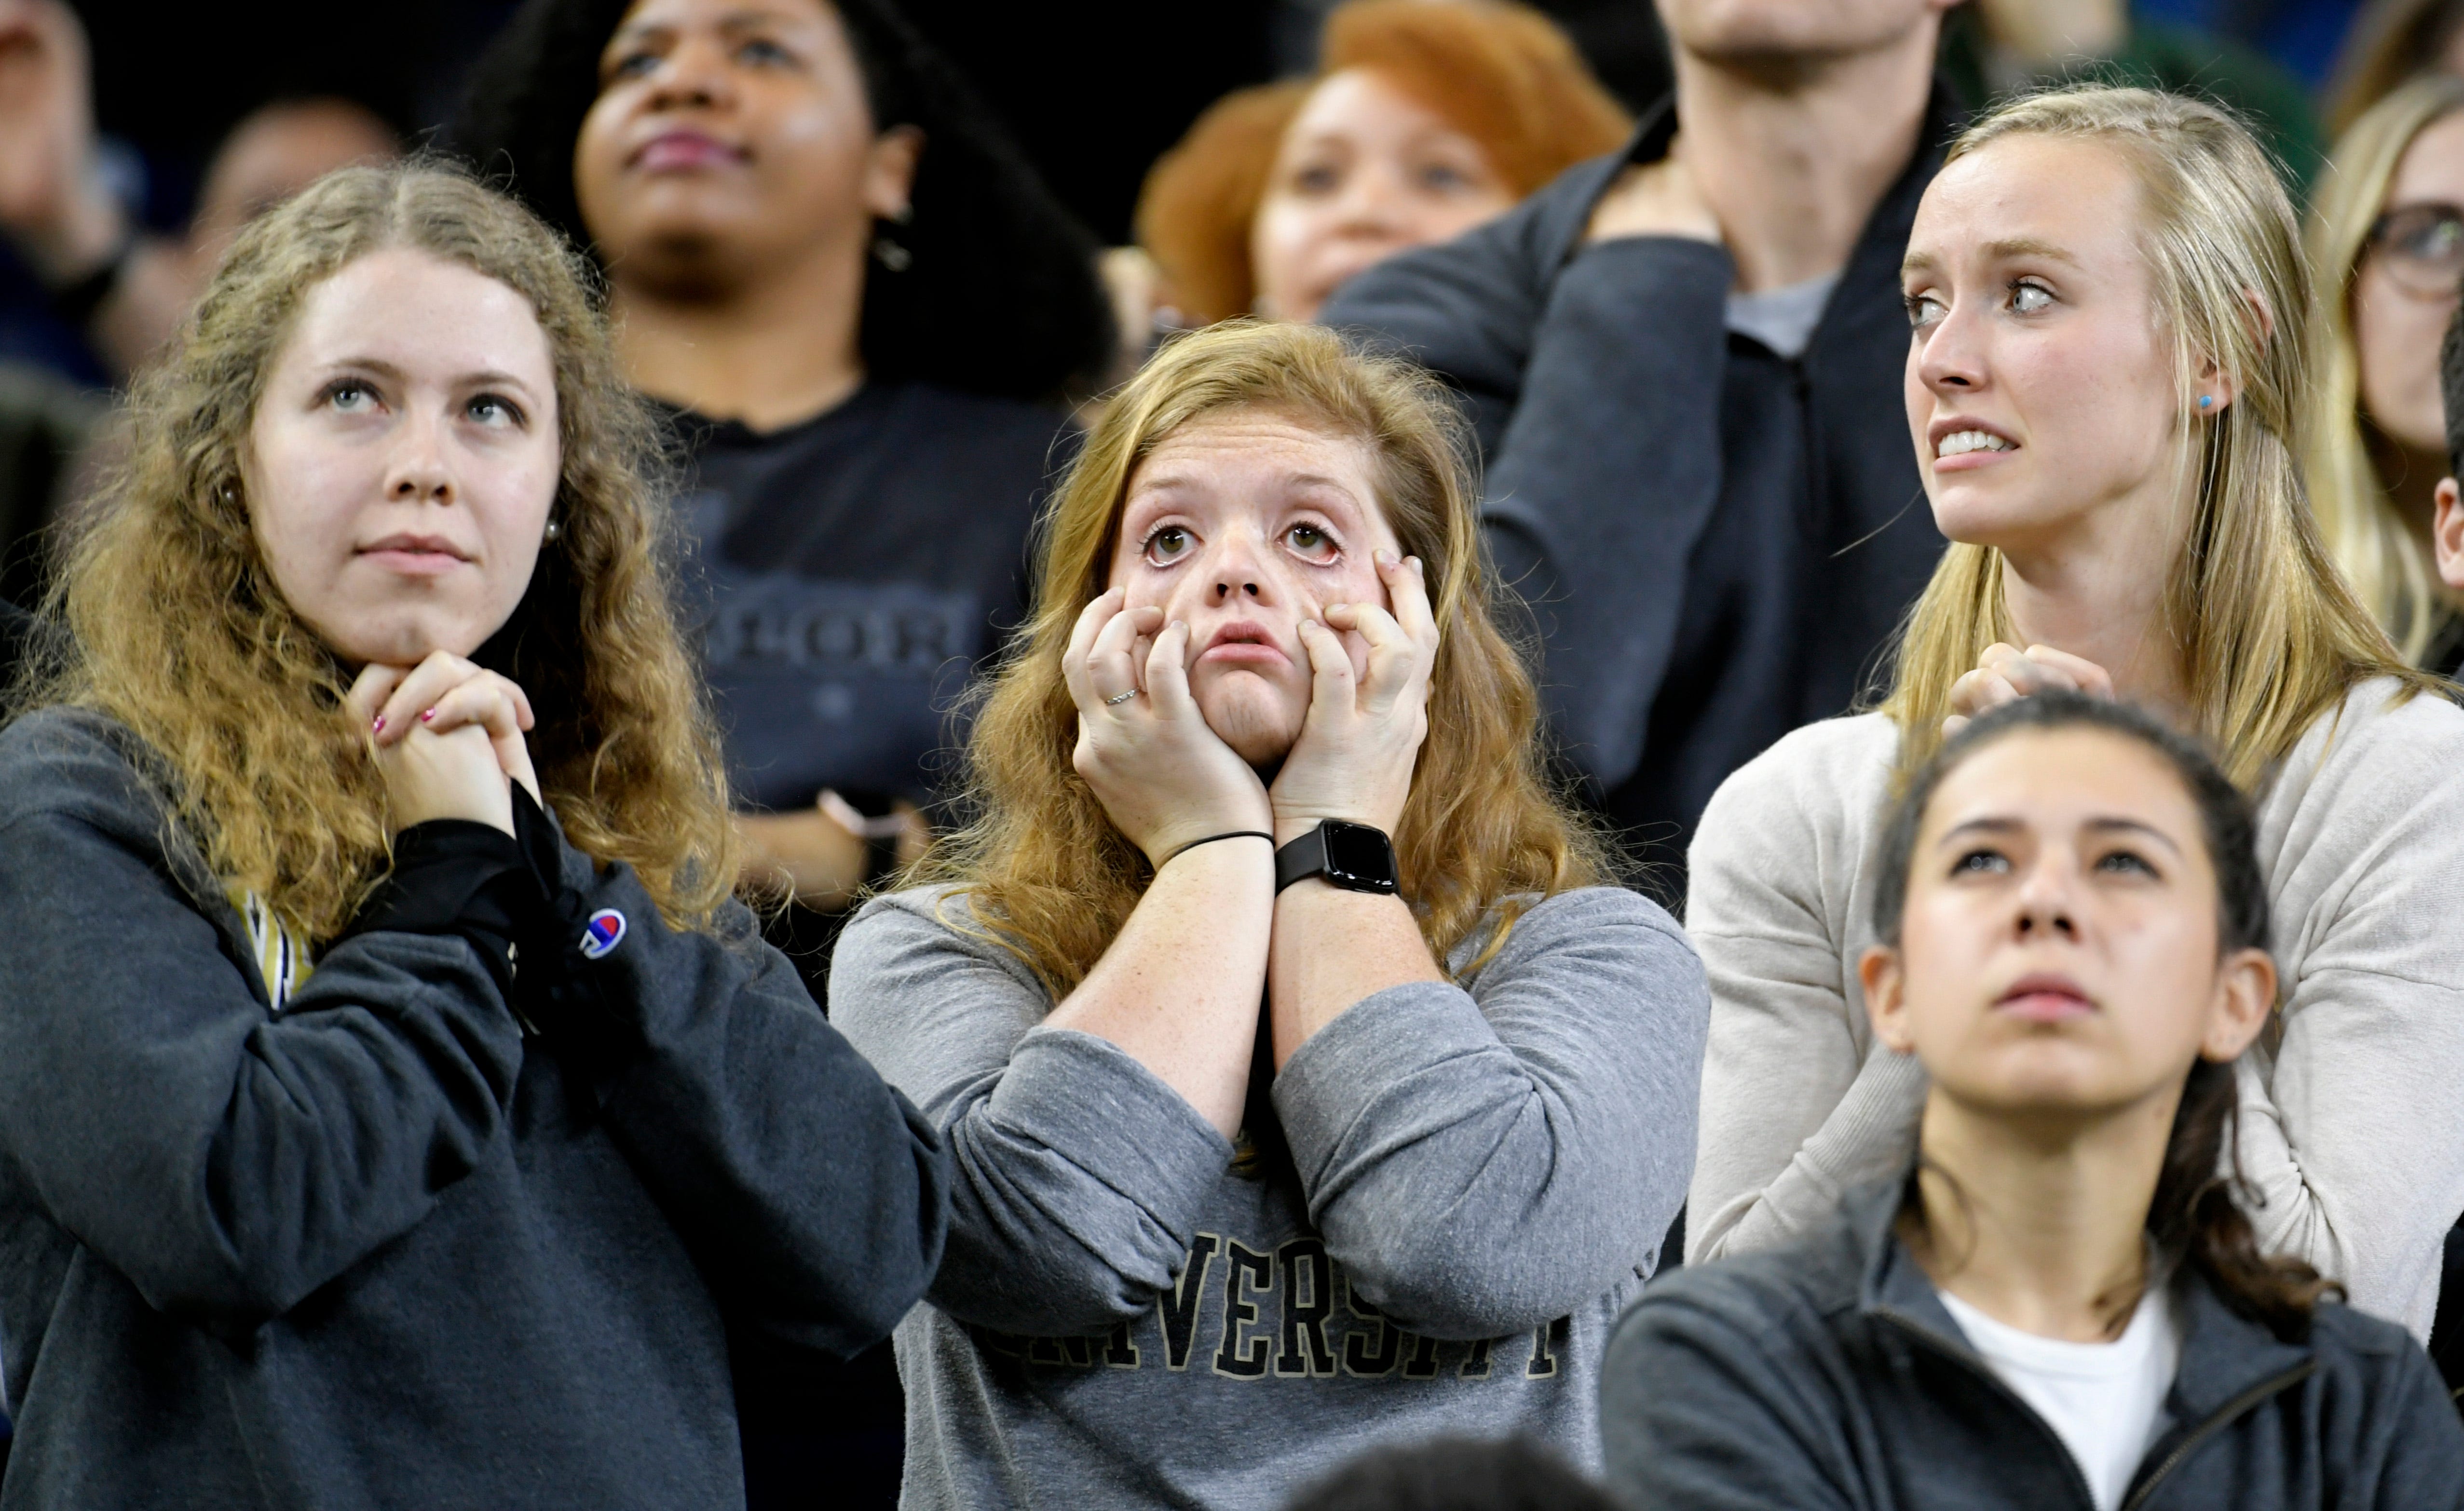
[2011,282,2055,314]
[466,393,523,427]
[1952,849,2008,875]
[1904,293,1945,331]
[329,380,377,413]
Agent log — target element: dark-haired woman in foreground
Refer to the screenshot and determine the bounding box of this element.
[453,0,1113,990]
[0,162,945,1509]
[1607,694,2464,1510]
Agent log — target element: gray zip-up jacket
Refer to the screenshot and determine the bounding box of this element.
[1601,1176,2464,1510]
[0,707,949,1509]
[830,883,1709,1511]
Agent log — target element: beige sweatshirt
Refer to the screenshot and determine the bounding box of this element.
[1684,679,2464,1339]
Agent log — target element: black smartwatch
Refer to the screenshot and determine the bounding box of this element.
[1274,820,1400,895]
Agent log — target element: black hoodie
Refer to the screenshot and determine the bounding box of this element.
[1601,1175,2464,1510]
[0,708,949,1509]
[1321,92,1961,886]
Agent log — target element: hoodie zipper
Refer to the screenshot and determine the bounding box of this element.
[2118,1359,2318,1511]
[1871,1307,2103,1511]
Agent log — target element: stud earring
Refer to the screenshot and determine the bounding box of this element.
[543,517,562,543]
[2198,394,2214,410]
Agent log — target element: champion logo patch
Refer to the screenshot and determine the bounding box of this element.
[579,908,627,960]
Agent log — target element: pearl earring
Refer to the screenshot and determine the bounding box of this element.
[543,517,562,542]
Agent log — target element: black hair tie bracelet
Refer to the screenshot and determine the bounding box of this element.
[1160,830,1276,867]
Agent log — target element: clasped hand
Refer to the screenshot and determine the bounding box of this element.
[345,653,541,838]
[1942,642,2114,738]
[1062,552,1439,870]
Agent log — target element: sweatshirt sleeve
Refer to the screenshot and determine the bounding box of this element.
[543,850,951,1358]
[1598,1278,1866,1511]
[1270,886,1707,1339]
[2231,690,2464,1340]
[828,892,1237,1338]
[0,778,527,1325]
[1686,720,1928,1265]
[1329,223,1736,797]
[1478,237,1734,795]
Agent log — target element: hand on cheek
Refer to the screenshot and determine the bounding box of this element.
[1269,551,1438,839]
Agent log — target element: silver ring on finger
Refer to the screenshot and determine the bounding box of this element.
[1103,690,1136,706]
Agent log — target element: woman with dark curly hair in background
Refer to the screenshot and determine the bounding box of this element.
[451,7,1108,1498]
[450,0,1114,996]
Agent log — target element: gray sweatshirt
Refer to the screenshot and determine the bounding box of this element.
[830,883,1708,1511]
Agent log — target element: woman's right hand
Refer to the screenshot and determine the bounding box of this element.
[347,655,540,838]
[1063,587,1270,867]
[1943,642,2114,738]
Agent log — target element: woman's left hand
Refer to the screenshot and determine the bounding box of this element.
[1943,642,2114,738]
[1270,551,1438,838]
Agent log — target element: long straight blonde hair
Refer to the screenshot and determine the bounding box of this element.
[23,162,737,942]
[2302,73,2464,664]
[1883,87,2418,788]
[918,321,1606,998]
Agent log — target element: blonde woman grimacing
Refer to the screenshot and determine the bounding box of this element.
[830,321,1709,1510]
[1683,86,2464,1341]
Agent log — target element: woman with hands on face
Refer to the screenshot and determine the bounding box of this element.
[828,321,1709,1511]
[1683,86,2464,1347]
[0,163,946,1511]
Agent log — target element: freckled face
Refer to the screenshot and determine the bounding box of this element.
[1105,409,1402,765]
[1901,135,2187,559]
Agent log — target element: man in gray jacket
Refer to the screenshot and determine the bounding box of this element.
[1323,0,1961,887]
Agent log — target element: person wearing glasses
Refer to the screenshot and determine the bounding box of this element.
[2303,74,2464,672]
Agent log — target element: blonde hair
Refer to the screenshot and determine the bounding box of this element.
[25,160,737,941]
[1136,0,1630,327]
[1883,87,2419,788]
[919,321,1607,998]
[2302,74,2464,664]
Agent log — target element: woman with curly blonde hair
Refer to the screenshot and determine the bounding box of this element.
[830,320,1709,1509]
[0,161,946,1510]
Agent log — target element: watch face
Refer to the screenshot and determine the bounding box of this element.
[1320,820,1399,893]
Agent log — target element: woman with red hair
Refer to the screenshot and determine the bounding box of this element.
[1134,0,1628,327]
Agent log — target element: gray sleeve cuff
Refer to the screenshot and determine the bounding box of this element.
[1269,981,1492,1186]
[989,1026,1236,1225]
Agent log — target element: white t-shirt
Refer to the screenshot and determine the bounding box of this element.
[1936,1287,2182,1511]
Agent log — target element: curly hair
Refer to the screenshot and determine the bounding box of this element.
[448,0,1115,402]
[917,320,1609,998]
[1136,0,1631,326]
[21,160,737,944]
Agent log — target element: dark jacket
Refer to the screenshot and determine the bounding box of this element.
[0,708,950,1509]
[1320,94,1959,881]
[1600,1177,2464,1510]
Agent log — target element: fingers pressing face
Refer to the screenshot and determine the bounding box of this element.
[573,0,918,295]
[1901,135,2198,561]
[1861,728,2272,1121]
[1250,69,1515,323]
[1103,408,1404,766]
[245,248,561,668]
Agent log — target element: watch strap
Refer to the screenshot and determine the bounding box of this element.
[1273,824,1328,895]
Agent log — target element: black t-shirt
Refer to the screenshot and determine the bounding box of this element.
[670,381,1070,816]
